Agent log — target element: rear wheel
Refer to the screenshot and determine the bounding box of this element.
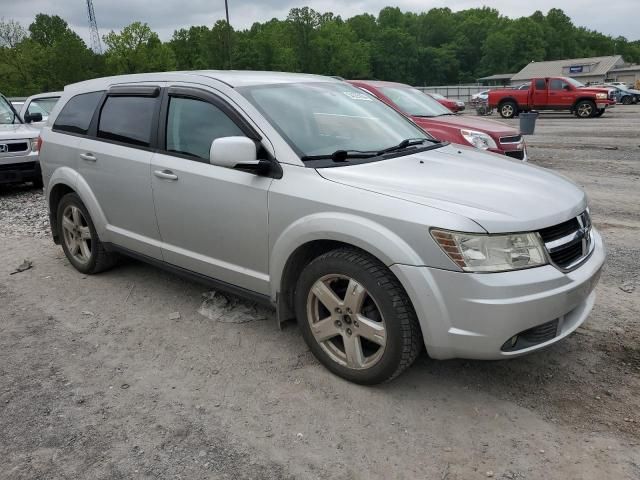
[499,101,517,119]
[621,95,632,105]
[295,248,422,384]
[575,100,596,118]
[57,193,118,274]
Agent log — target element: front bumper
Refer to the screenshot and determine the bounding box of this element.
[391,229,605,360]
[0,156,41,185]
[489,142,528,162]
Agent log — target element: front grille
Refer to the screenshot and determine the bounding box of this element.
[538,211,591,271]
[501,319,559,352]
[505,150,525,160]
[0,161,36,172]
[7,142,28,152]
[500,134,522,144]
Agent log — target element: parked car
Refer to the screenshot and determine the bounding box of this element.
[20,91,62,128]
[0,92,42,187]
[488,77,615,118]
[428,92,465,112]
[604,85,639,105]
[350,80,527,160]
[40,71,604,384]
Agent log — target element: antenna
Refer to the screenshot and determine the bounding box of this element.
[86,0,102,54]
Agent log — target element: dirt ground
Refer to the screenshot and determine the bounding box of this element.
[1,105,639,479]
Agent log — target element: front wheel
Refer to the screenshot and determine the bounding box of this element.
[575,100,596,118]
[499,101,517,119]
[295,248,422,384]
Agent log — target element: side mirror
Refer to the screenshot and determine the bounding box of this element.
[210,136,258,168]
[563,85,571,91]
[24,112,43,123]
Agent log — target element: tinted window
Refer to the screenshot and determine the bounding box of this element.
[98,96,156,147]
[535,79,546,90]
[166,97,245,160]
[53,91,103,134]
[549,79,568,91]
[27,97,60,117]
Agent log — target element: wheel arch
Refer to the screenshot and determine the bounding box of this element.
[271,213,424,325]
[572,97,597,109]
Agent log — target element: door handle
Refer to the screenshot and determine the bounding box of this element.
[154,169,178,181]
[79,152,96,162]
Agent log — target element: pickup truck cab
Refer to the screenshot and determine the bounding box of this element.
[350,80,527,160]
[488,77,615,119]
[0,92,42,187]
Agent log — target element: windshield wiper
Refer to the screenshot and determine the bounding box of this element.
[301,150,377,163]
[376,138,432,155]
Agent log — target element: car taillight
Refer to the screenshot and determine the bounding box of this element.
[36,136,43,152]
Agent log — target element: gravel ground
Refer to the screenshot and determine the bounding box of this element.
[1,105,639,479]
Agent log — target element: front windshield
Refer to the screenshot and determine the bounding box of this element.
[565,78,585,88]
[379,86,453,117]
[0,96,20,125]
[27,97,60,118]
[240,82,431,158]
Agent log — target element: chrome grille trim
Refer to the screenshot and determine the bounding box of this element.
[539,211,593,272]
[499,134,523,144]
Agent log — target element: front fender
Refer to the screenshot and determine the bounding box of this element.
[269,212,424,300]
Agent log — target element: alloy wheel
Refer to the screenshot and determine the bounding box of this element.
[61,205,92,265]
[306,274,387,370]
[578,103,593,117]
[501,104,514,117]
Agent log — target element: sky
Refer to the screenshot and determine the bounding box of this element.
[1,0,637,45]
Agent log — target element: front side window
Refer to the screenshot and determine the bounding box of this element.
[97,96,156,147]
[550,79,570,91]
[166,96,245,160]
[53,91,103,135]
[378,86,452,117]
[240,82,431,159]
[0,95,21,125]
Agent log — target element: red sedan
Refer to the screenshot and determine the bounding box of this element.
[429,92,465,112]
[348,80,527,161]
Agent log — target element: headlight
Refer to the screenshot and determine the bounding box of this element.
[431,229,547,272]
[30,138,39,152]
[460,129,497,150]
[596,93,607,99]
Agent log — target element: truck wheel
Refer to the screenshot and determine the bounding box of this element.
[575,100,596,118]
[621,96,632,105]
[594,109,605,117]
[294,248,422,384]
[57,193,118,274]
[499,101,517,119]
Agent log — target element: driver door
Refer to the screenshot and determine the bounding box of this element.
[150,85,273,295]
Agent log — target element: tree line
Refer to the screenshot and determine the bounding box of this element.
[1,7,639,96]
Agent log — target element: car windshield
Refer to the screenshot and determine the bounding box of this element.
[28,97,60,117]
[240,82,432,159]
[565,78,585,88]
[0,96,20,125]
[378,86,453,117]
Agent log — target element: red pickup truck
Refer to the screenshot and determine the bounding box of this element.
[488,77,615,119]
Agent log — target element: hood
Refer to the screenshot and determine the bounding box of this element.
[317,145,586,233]
[0,123,39,140]
[578,87,611,94]
[412,114,518,137]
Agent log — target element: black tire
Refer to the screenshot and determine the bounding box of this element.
[594,108,605,117]
[498,101,517,119]
[574,100,596,118]
[621,96,632,105]
[294,248,422,384]
[57,192,118,274]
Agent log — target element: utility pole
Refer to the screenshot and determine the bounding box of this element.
[224,0,232,68]
[86,0,102,54]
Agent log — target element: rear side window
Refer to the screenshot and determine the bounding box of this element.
[98,96,156,147]
[535,79,546,90]
[53,91,103,135]
[166,96,245,160]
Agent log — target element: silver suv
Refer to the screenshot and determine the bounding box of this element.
[39,71,605,384]
[0,93,42,187]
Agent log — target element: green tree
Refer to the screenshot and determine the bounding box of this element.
[103,22,175,74]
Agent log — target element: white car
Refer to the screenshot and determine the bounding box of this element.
[20,92,63,129]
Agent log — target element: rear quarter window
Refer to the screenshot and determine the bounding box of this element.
[53,91,103,135]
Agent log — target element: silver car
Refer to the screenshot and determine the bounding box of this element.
[39,71,605,384]
[19,91,63,129]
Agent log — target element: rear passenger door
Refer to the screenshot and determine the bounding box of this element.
[77,85,163,259]
[531,78,548,108]
[150,85,272,295]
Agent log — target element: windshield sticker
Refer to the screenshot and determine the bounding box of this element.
[343,91,373,101]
